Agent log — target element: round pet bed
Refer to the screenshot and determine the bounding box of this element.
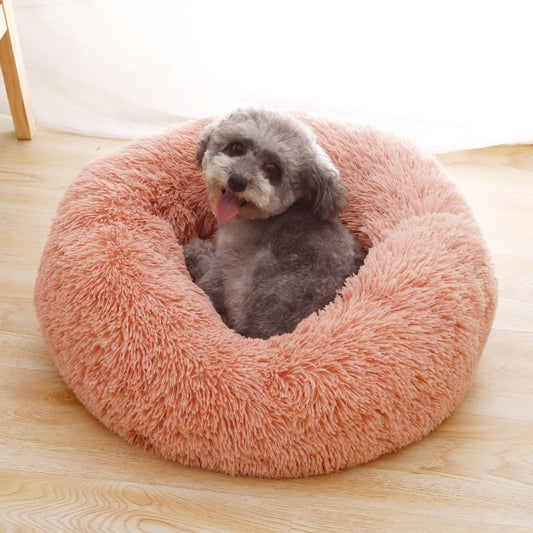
[34,115,497,478]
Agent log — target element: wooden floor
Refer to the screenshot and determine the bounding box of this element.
[0,114,532,532]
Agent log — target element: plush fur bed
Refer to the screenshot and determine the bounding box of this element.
[34,115,497,478]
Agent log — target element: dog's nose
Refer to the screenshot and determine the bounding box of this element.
[228,173,248,193]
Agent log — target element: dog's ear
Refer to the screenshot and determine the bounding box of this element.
[301,151,347,220]
[194,123,215,167]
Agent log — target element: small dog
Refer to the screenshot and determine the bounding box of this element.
[184,108,366,339]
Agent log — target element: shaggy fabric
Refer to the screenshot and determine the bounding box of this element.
[34,115,497,478]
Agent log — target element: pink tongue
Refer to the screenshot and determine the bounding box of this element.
[215,191,241,222]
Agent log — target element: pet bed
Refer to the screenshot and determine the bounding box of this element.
[34,115,497,478]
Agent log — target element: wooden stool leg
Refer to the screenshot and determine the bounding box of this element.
[0,0,36,140]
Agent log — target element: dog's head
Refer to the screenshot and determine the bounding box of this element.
[195,108,346,222]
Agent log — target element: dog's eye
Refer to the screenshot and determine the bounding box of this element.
[265,163,282,184]
[226,142,246,157]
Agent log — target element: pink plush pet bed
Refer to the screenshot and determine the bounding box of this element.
[34,115,497,478]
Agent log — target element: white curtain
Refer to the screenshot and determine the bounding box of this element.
[2,0,532,152]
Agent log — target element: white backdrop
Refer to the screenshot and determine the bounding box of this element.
[1,0,532,152]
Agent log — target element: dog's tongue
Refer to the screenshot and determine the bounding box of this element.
[216,191,241,222]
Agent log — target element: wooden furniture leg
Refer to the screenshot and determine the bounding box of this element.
[0,0,35,139]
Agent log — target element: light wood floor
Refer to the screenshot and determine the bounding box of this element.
[1,114,532,532]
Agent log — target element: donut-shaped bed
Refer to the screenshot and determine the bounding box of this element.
[34,115,497,478]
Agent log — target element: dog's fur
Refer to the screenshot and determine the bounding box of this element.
[184,108,366,339]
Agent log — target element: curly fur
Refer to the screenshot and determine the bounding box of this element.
[184,108,366,339]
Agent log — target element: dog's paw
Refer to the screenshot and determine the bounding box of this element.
[183,239,215,281]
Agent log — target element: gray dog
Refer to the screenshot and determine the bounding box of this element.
[184,108,366,339]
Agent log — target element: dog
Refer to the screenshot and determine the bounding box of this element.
[184,108,366,339]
